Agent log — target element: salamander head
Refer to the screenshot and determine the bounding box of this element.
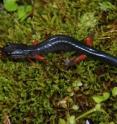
[1,43,28,59]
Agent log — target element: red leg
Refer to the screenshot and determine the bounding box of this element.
[84,36,93,47]
[75,36,93,63]
[32,39,48,64]
[35,54,45,61]
[34,54,48,64]
[67,36,93,66]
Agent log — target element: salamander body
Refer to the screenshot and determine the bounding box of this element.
[1,35,117,66]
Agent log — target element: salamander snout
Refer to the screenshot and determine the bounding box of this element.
[1,43,28,59]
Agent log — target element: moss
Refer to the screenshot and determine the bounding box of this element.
[0,0,117,123]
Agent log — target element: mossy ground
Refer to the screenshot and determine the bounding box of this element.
[0,0,117,124]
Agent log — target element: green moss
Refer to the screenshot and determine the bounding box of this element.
[0,0,117,123]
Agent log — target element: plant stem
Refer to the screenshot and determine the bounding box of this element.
[76,107,96,120]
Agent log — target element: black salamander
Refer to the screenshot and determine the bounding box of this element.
[1,35,117,66]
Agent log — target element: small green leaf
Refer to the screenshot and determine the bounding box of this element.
[72,105,79,111]
[92,95,104,104]
[92,92,110,103]
[112,87,117,97]
[103,92,110,100]
[94,104,101,111]
[17,5,32,21]
[59,118,67,124]
[67,115,76,124]
[3,0,18,12]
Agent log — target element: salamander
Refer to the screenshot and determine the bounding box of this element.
[1,35,117,66]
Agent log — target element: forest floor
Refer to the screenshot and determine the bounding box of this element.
[0,0,117,124]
